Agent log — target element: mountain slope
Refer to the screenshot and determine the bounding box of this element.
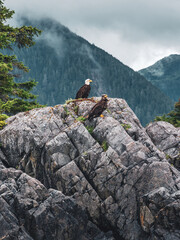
[9,17,173,125]
[139,54,180,102]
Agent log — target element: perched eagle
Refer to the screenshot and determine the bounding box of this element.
[76,79,92,99]
[88,94,108,121]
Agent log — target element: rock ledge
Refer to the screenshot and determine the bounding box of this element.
[0,98,180,240]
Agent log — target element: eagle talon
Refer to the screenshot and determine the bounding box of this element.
[100,114,104,118]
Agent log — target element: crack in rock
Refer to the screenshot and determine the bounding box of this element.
[0,98,180,240]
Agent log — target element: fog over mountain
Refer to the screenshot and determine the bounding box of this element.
[7,17,173,126]
[5,0,180,70]
[139,54,180,102]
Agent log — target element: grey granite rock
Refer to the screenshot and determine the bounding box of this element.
[0,167,113,240]
[146,121,180,169]
[0,98,180,240]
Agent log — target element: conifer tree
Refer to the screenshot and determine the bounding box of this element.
[0,0,42,122]
[154,99,180,127]
[167,99,180,127]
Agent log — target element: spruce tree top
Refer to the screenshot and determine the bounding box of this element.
[0,0,43,115]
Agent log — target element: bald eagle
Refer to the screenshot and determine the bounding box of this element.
[76,79,92,99]
[88,94,108,121]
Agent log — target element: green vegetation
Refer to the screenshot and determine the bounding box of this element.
[63,106,70,115]
[63,105,77,119]
[6,18,173,126]
[0,0,42,126]
[73,105,79,115]
[82,151,88,157]
[165,153,171,160]
[101,140,108,151]
[121,123,131,130]
[65,98,73,104]
[0,113,8,129]
[86,125,94,134]
[76,116,86,122]
[106,109,112,114]
[154,99,180,127]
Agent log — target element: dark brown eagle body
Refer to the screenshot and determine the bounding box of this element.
[88,95,108,121]
[76,84,91,99]
[75,79,92,99]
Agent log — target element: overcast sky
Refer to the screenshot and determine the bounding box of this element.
[5,0,180,70]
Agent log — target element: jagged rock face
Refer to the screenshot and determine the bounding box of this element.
[0,168,113,240]
[146,121,180,169]
[0,98,180,240]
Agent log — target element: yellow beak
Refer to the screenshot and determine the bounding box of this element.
[89,80,93,82]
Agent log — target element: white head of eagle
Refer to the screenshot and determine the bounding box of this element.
[85,79,93,85]
[75,79,93,99]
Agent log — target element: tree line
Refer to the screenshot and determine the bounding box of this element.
[0,0,179,129]
[0,0,43,128]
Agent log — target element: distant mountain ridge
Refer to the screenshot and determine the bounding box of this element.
[139,54,180,102]
[8,17,173,125]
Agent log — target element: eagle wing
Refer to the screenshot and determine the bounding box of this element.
[88,102,104,119]
[76,85,90,99]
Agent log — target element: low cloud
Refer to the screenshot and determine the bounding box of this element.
[5,0,180,70]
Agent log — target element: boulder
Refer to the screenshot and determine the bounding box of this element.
[0,98,180,239]
[146,121,180,169]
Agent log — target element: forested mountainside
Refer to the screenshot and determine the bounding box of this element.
[8,17,173,125]
[139,54,180,102]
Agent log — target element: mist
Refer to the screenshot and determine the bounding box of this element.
[5,0,180,70]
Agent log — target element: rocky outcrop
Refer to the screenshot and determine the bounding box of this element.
[146,121,180,169]
[0,98,180,240]
[0,167,113,240]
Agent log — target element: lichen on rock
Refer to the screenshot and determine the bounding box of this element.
[0,97,180,240]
